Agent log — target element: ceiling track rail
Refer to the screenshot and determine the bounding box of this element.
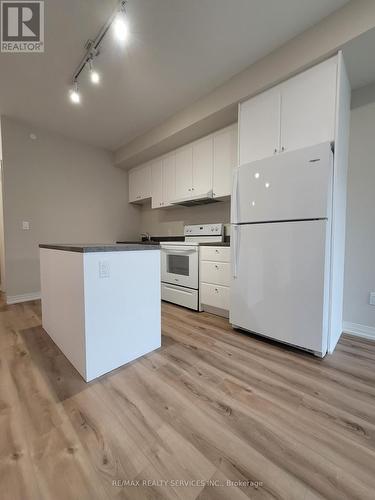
[71,0,127,84]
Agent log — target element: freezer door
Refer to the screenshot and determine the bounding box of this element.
[233,142,333,224]
[230,220,330,354]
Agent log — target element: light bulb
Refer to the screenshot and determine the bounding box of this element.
[114,14,129,42]
[89,59,100,84]
[90,69,100,84]
[70,82,81,104]
[254,172,260,179]
[265,182,270,189]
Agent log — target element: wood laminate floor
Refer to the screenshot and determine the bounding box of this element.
[1,297,375,499]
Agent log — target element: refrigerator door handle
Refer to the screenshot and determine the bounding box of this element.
[231,167,239,224]
[232,225,239,279]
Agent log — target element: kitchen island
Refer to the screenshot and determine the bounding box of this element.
[39,243,161,382]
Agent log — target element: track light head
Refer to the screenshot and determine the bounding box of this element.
[89,59,100,84]
[69,81,81,104]
[113,13,129,43]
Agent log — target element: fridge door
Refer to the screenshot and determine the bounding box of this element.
[232,142,333,224]
[230,220,330,354]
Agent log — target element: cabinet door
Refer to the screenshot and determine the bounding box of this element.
[280,58,337,153]
[192,136,213,196]
[128,168,140,203]
[162,154,176,207]
[129,164,151,203]
[239,87,281,165]
[151,159,163,209]
[175,146,193,200]
[213,124,238,198]
[139,164,152,200]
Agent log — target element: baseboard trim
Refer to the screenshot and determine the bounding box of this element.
[6,292,41,305]
[343,321,375,340]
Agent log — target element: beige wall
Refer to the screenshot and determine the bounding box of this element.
[343,84,375,330]
[115,0,375,169]
[0,118,5,290]
[0,116,140,299]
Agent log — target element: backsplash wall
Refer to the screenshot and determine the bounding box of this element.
[139,200,231,237]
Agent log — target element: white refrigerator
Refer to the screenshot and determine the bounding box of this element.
[230,142,335,357]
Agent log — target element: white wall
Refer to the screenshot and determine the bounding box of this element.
[0,116,140,300]
[343,84,375,332]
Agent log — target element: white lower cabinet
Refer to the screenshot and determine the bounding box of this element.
[201,283,230,311]
[200,261,231,287]
[200,246,230,317]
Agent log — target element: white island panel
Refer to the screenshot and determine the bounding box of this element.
[83,250,161,381]
[40,248,87,379]
[40,245,161,382]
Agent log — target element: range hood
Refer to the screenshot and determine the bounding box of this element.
[171,190,221,207]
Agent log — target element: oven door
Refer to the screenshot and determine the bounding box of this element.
[161,246,198,289]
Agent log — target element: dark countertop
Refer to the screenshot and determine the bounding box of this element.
[117,238,230,247]
[198,241,230,247]
[116,240,161,245]
[39,243,160,253]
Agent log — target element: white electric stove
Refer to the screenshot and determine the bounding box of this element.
[160,224,224,310]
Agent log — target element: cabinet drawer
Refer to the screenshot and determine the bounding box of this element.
[200,283,230,311]
[200,261,230,286]
[200,246,230,263]
[161,283,198,310]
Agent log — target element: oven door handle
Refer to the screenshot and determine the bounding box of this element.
[161,248,196,255]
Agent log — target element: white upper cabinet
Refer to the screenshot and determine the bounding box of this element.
[239,87,281,165]
[239,56,338,165]
[128,164,152,203]
[175,146,193,200]
[280,58,337,153]
[151,154,176,208]
[213,124,238,198]
[192,136,213,196]
[162,153,176,206]
[129,125,237,207]
[151,159,163,209]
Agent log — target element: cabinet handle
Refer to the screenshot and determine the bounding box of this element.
[215,249,219,253]
[281,146,285,152]
[188,188,191,192]
[215,265,219,269]
[274,148,277,154]
[215,288,219,293]
[192,187,195,191]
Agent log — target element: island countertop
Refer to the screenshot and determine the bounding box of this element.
[39,243,160,253]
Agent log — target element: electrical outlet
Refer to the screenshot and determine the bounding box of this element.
[369,292,375,306]
[22,221,30,230]
[99,260,110,279]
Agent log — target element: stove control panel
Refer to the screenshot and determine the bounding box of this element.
[184,224,224,237]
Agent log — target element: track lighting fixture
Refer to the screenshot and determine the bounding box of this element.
[68,0,128,105]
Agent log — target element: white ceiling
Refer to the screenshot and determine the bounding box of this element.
[0,0,349,150]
